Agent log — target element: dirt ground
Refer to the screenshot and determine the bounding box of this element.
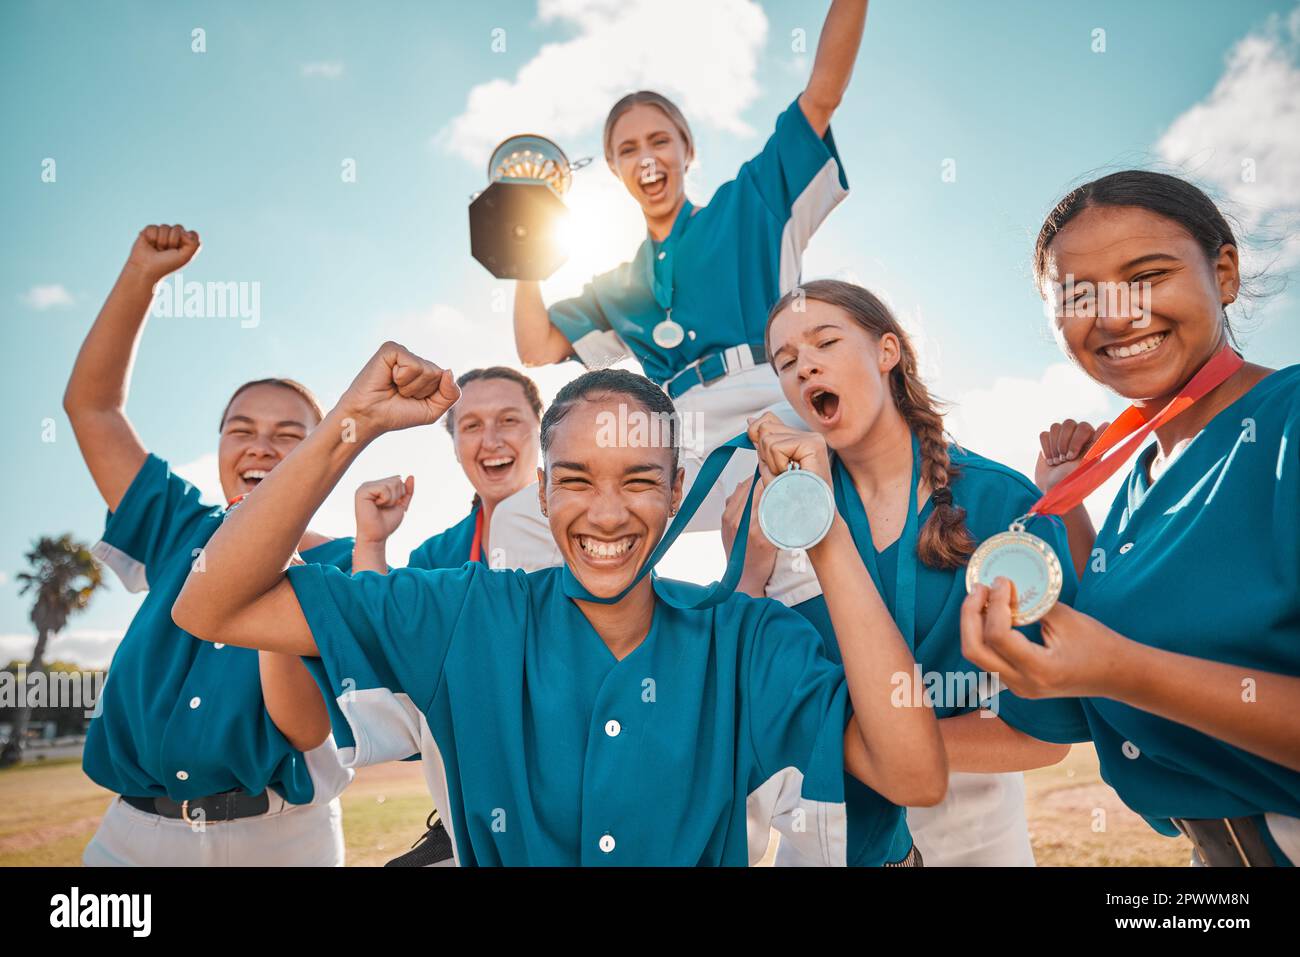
[0,743,1191,866]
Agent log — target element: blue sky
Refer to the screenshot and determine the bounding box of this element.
[3,0,1298,666]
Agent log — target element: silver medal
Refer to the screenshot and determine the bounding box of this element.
[652,310,685,349]
[758,464,836,551]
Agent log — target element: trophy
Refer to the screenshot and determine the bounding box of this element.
[469,134,586,281]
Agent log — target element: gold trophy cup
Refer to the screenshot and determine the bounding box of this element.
[469,134,583,280]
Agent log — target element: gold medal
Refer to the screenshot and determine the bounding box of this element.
[965,517,1063,625]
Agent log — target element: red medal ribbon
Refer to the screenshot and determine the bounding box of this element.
[469,507,484,564]
[1029,344,1245,517]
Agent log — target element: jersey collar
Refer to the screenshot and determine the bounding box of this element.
[650,197,694,248]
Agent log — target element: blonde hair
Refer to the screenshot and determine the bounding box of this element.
[602,91,695,167]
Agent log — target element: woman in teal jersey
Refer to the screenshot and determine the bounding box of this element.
[68,225,355,866]
[736,279,1072,866]
[966,170,1300,866]
[508,1,870,609]
[171,340,950,866]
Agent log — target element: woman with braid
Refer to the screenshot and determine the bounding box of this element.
[732,279,1074,866]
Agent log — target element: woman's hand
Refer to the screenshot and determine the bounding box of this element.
[124,224,201,284]
[960,578,1124,699]
[746,412,834,487]
[355,475,415,544]
[721,473,778,596]
[1034,419,1108,493]
[336,342,461,442]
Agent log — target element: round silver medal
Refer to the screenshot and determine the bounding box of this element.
[965,520,1063,625]
[758,464,836,551]
[652,315,685,349]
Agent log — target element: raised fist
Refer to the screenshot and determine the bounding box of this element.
[1034,419,1109,494]
[126,224,201,282]
[355,475,415,544]
[337,341,461,441]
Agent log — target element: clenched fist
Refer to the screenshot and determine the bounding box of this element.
[355,475,415,544]
[746,412,834,487]
[1034,419,1109,494]
[337,341,461,440]
[125,224,201,283]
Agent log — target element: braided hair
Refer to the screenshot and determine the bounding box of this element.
[766,279,975,569]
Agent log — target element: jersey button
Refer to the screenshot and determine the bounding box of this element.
[1118,542,1134,554]
[189,697,201,709]
[176,770,190,781]
[598,834,616,853]
[657,251,666,261]
[604,719,621,737]
[213,643,225,650]
[1121,740,1141,759]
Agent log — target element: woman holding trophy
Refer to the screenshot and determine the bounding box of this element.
[965,171,1300,866]
[732,279,1075,866]
[510,0,869,608]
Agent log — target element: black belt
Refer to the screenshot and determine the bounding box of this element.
[664,343,768,400]
[1173,816,1277,867]
[122,790,271,823]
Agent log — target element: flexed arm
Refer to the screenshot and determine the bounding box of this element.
[64,225,200,510]
[799,0,870,136]
[748,412,947,807]
[171,343,461,654]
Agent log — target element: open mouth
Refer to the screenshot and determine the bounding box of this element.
[240,468,269,488]
[807,387,841,426]
[1097,331,1169,363]
[639,169,668,201]
[479,455,516,479]
[574,533,640,568]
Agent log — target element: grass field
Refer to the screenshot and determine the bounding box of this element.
[0,744,1191,866]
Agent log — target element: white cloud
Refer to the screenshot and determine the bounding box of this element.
[301,61,344,78]
[945,361,1128,528]
[1156,8,1300,270]
[21,284,74,309]
[173,452,224,506]
[438,0,768,166]
[0,629,123,670]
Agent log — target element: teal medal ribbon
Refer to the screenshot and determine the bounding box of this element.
[649,200,692,350]
[830,432,922,648]
[560,432,758,610]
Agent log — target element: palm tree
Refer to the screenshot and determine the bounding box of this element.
[0,535,104,767]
